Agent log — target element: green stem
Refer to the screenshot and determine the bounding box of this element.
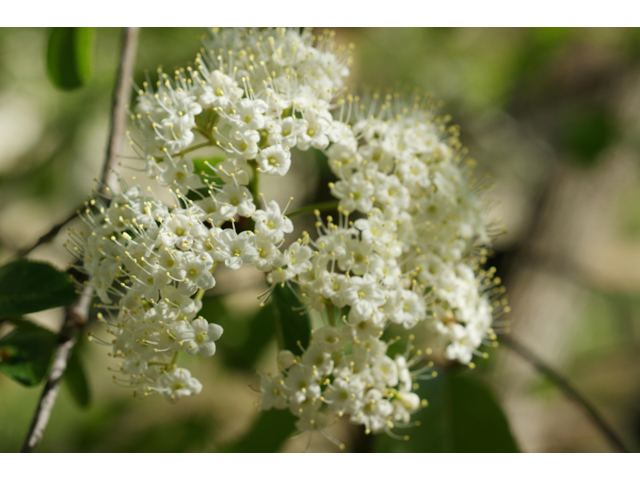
[178,141,214,157]
[326,301,336,327]
[195,125,214,141]
[168,351,179,369]
[194,288,205,301]
[251,165,260,208]
[273,303,285,351]
[287,200,339,218]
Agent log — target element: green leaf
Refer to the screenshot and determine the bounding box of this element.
[199,293,276,371]
[565,106,615,167]
[374,370,519,452]
[192,157,225,185]
[0,319,56,386]
[46,27,96,90]
[271,283,311,355]
[0,260,78,317]
[220,408,296,453]
[64,340,91,408]
[119,414,215,453]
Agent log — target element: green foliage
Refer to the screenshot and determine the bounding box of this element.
[0,319,56,386]
[565,106,615,167]
[119,415,215,453]
[0,260,78,317]
[64,339,91,408]
[220,408,296,453]
[198,295,275,371]
[271,283,311,355]
[46,27,96,90]
[192,157,225,185]
[375,370,519,452]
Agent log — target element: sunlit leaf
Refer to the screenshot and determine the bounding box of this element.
[46,27,96,90]
[220,408,295,453]
[374,370,519,452]
[565,106,615,167]
[64,339,91,408]
[192,157,225,185]
[0,260,78,317]
[217,303,276,371]
[0,319,56,387]
[119,415,215,453]
[271,283,311,355]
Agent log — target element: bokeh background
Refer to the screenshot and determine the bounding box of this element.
[2,27,640,452]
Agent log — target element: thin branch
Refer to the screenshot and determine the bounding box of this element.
[287,200,339,218]
[16,206,83,258]
[20,27,140,453]
[100,28,139,195]
[501,335,632,453]
[177,140,214,157]
[20,286,91,452]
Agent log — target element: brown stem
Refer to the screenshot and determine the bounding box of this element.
[20,286,92,452]
[501,335,632,453]
[20,27,140,453]
[99,27,139,196]
[16,206,83,258]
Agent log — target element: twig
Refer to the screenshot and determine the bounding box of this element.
[20,286,91,452]
[20,27,140,453]
[287,200,339,218]
[501,335,632,453]
[100,28,139,195]
[17,206,83,258]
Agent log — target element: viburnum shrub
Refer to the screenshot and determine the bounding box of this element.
[65,27,507,447]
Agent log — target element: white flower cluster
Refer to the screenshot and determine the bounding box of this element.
[66,28,506,443]
[67,177,301,401]
[67,28,352,403]
[67,186,217,402]
[260,326,429,446]
[130,27,350,187]
[257,94,506,441]
[265,95,502,365]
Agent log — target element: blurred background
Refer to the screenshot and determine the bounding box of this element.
[1,27,640,453]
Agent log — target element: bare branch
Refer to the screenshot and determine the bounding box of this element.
[100,27,139,194]
[20,286,91,452]
[501,335,632,453]
[20,27,140,453]
[16,206,83,258]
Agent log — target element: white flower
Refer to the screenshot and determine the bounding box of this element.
[256,145,291,176]
[159,212,207,249]
[157,158,202,193]
[251,234,277,272]
[228,129,260,160]
[196,69,241,108]
[231,98,268,131]
[284,242,313,276]
[216,185,256,217]
[346,273,387,319]
[283,364,322,405]
[177,252,215,296]
[351,389,393,434]
[325,378,364,416]
[212,229,258,270]
[157,368,202,404]
[330,172,375,214]
[296,108,332,151]
[252,200,293,243]
[383,288,427,329]
[183,317,223,357]
[195,196,236,226]
[260,374,288,410]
